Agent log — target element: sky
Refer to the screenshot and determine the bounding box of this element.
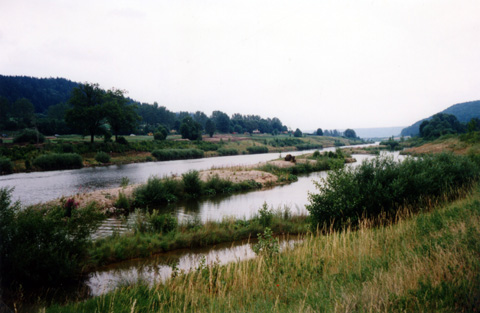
[1,0,480,131]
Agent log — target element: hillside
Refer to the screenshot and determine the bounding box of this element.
[401,100,480,136]
[0,75,78,113]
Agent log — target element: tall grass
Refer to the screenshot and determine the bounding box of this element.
[46,186,480,312]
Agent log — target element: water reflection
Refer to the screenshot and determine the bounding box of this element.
[86,236,300,296]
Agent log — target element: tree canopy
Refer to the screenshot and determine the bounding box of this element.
[419,113,464,139]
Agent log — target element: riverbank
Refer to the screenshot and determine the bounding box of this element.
[0,134,365,175]
[45,184,480,312]
[46,151,352,211]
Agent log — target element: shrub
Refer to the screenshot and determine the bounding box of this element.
[0,157,13,174]
[182,170,203,198]
[257,202,274,228]
[13,129,45,144]
[246,146,268,154]
[33,153,83,170]
[0,188,103,292]
[116,136,128,145]
[307,153,479,230]
[151,149,204,161]
[296,143,323,151]
[147,210,178,234]
[217,148,238,156]
[252,227,279,257]
[133,176,182,207]
[95,151,111,164]
[115,192,131,212]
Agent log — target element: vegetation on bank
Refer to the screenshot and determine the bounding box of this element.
[0,133,363,174]
[132,171,263,209]
[87,206,308,269]
[307,152,479,230]
[46,183,480,313]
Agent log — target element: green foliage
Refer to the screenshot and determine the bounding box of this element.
[195,141,219,151]
[252,227,279,257]
[120,176,130,188]
[293,128,303,137]
[316,128,323,136]
[344,128,357,138]
[104,88,140,141]
[133,176,183,207]
[154,125,168,141]
[380,137,400,150]
[295,143,323,151]
[147,210,178,234]
[33,153,83,170]
[0,157,13,174]
[13,129,45,144]
[307,153,479,230]
[115,192,131,212]
[217,148,238,156]
[151,148,204,161]
[419,113,465,139]
[247,146,269,154]
[205,118,216,137]
[95,151,111,163]
[182,170,202,198]
[179,116,202,141]
[116,136,128,145]
[0,188,102,292]
[257,202,274,228]
[268,137,302,147]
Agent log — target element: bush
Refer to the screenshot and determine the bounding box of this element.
[95,151,111,164]
[0,188,102,292]
[133,176,182,207]
[151,149,204,161]
[115,192,131,212]
[13,129,45,144]
[147,210,178,234]
[0,157,13,174]
[257,202,274,228]
[246,146,269,154]
[33,153,83,170]
[217,148,239,156]
[307,153,479,230]
[116,136,128,145]
[182,170,203,198]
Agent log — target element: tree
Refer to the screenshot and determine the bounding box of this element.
[12,98,35,128]
[193,111,208,129]
[419,113,464,139]
[205,118,216,137]
[294,128,303,137]
[65,83,107,143]
[211,111,230,133]
[104,88,140,141]
[154,125,168,140]
[316,128,323,136]
[179,116,202,140]
[344,129,357,138]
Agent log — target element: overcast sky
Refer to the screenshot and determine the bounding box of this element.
[1,0,480,130]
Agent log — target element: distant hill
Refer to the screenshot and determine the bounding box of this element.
[0,75,79,113]
[353,126,404,139]
[401,100,480,136]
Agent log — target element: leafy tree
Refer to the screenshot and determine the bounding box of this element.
[344,128,357,138]
[104,88,140,141]
[211,111,230,133]
[294,128,303,137]
[316,128,323,136]
[193,111,208,129]
[180,116,202,141]
[0,96,10,127]
[65,83,107,143]
[154,125,168,140]
[419,113,464,139]
[467,118,480,133]
[205,118,216,137]
[12,98,35,128]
